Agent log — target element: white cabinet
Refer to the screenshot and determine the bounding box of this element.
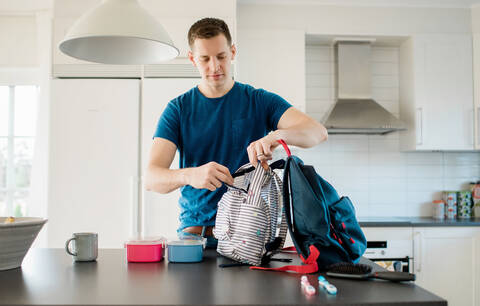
[49,79,139,247]
[48,78,200,247]
[141,78,199,239]
[236,29,306,112]
[399,34,475,151]
[473,34,480,150]
[413,227,480,306]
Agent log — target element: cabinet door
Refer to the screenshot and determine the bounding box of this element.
[236,29,305,111]
[473,34,480,150]
[49,79,139,247]
[413,227,480,306]
[141,78,199,238]
[415,35,474,150]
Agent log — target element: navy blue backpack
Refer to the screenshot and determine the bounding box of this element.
[252,140,367,273]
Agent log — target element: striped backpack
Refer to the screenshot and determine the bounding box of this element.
[213,160,288,266]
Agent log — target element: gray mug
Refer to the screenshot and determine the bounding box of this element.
[65,232,98,261]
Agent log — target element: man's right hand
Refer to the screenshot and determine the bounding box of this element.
[186,162,234,191]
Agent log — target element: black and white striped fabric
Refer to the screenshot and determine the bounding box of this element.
[213,162,287,266]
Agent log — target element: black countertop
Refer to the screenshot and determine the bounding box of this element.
[0,248,446,306]
[359,216,480,227]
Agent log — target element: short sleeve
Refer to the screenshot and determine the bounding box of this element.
[153,99,181,148]
[257,89,292,131]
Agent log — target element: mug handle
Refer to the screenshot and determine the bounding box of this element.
[65,238,77,256]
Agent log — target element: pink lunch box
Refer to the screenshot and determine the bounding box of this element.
[124,237,166,262]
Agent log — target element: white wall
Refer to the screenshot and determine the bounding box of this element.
[28,10,52,248]
[238,3,480,218]
[305,44,479,217]
[237,4,471,35]
[0,16,37,67]
[0,15,39,84]
[293,142,480,217]
[473,6,480,149]
[0,10,49,245]
[235,29,305,111]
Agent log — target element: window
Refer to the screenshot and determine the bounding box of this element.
[0,85,38,217]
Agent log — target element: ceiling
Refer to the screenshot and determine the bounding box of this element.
[0,0,52,14]
[305,34,409,47]
[1,0,480,14]
[238,0,480,8]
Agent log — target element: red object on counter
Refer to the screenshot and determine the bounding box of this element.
[125,237,166,262]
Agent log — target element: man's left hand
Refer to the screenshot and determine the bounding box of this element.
[246,133,280,168]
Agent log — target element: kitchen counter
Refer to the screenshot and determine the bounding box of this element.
[0,248,446,306]
[359,217,480,227]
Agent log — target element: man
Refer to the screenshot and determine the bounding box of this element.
[145,18,327,247]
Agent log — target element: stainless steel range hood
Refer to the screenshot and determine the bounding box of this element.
[323,40,406,135]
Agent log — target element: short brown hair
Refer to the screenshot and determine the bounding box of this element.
[188,18,232,48]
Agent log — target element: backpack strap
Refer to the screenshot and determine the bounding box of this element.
[250,245,320,274]
[277,139,291,157]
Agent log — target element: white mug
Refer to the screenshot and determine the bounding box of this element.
[65,232,98,262]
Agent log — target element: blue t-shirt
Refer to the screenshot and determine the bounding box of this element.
[153,81,292,231]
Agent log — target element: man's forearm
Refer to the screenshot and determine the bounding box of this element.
[273,121,328,148]
[145,166,190,194]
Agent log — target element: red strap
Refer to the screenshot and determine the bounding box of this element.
[277,139,291,157]
[250,245,319,274]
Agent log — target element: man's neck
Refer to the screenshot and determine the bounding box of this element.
[198,79,235,98]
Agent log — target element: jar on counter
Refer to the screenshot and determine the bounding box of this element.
[471,181,480,218]
[457,190,473,219]
[432,200,445,219]
[443,191,457,220]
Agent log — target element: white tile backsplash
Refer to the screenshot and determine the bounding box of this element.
[444,153,480,165]
[407,178,444,192]
[408,203,433,217]
[306,74,331,87]
[368,153,406,166]
[371,48,398,62]
[371,87,399,101]
[305,45,480,218]
[306,86,331,100]
[306,61,331,75]
[334,177,370,193]
[332,151,369,165]
[444,165,480,178]
[406,152,444,165]
[443,178,478,191]
[369,204,408,217]
[372,62,399,75]
[372,75,399,88]
[369,165,407,178]
[368,139,401,152]
[406,165,444,178]
[330,138,369,152]
[369,177,407,192]
[330,165,369,179]
[303,140,480,217]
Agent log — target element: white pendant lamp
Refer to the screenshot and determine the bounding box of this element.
[59,0,179,64]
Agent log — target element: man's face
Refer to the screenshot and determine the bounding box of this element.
[188,34,236,88]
